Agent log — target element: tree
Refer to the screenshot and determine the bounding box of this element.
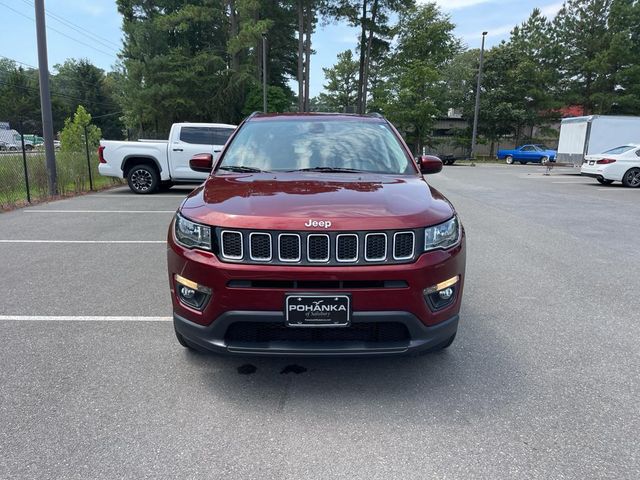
[552,0,614,114]
[377,3,460,153]
[318,50,359,111]
[53,59,124,139]
[60,105,102,152]
[329,0,413,113]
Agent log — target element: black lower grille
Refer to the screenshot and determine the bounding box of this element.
[226,280,408,289]
[225,322,410,344]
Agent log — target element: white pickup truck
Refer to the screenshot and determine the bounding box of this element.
[98,122,236,193]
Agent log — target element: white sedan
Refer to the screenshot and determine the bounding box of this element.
[581,144,640,188]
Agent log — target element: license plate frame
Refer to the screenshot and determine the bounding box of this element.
[285,293,351,327]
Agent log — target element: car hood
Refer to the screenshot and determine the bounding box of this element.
[180,172,455,230]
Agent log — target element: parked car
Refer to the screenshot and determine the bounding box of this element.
[558,115,640,166]
[497,144,557,164]
[169,112,466,356]
[0,139,33,151]
[581,144,640,188]
[98,122,237,193]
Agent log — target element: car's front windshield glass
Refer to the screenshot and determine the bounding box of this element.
[602,145,635,154]
[218,118,415,175]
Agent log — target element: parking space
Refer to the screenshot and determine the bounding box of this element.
[1,167,638,479]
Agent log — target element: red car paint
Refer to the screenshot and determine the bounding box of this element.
[168,113,466,356]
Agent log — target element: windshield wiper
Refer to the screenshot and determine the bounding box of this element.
[290,166,365,173]
[219,165,266,173]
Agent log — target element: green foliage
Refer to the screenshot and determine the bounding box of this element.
[116,0,297,134]
[60,106,102,153]
[374,3,460,153]
[318,50,359,112]
[242,84,295,115]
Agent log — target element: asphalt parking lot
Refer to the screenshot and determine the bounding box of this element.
[1,164,638,479]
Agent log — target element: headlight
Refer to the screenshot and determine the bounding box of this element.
[424,216,460,252]
[174,214,212,250]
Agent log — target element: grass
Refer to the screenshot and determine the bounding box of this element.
[0,150,123,209]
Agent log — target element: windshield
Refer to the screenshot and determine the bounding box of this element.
[602,145,635,154]
[218,118,415,175]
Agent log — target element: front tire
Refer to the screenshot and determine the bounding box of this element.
[597,177,613,185]
[540,156,549,164]
[622,168,640,188]
[505,155,513,165]
[127,164,159,194]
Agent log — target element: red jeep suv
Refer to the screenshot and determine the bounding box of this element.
[167,113,465,356]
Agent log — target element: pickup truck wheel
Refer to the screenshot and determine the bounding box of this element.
[127,165,159,194]
[505,155,513,165]
[622,168,640,188]
[597,177,613,185]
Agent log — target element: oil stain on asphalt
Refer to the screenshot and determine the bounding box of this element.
[280,365,307,375]
[237,364,257,375]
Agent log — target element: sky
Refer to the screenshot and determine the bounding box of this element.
[0,0,564,98]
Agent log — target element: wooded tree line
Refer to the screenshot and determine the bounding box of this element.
[0,58,123,140]
[1,0,639,153]
[320,0,640,152]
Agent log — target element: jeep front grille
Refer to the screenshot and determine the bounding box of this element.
[217,228,422,266]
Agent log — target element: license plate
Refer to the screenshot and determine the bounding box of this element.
[285,294,351,327]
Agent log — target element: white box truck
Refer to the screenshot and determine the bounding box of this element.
[557,115,640,166]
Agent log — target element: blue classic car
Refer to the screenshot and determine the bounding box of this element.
[496,144,557,164]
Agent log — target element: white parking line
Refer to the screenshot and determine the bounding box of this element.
[23,210,175,213]
[0,240,166,244]
[0,315,172,322]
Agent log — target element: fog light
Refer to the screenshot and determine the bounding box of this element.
[175,274,211,310]
[424,275,459,311]
[439,287,454,300]
[180,286,196,299]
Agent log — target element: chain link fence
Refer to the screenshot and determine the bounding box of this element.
[0,128,122,210]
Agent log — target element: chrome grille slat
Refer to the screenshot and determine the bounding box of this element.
[336,234,358,262]
[249,232,272,261]
[393,231,415,260]
[364,233,387,261]
[307,234,330,262]
[278,233,301,262]
[221,230,243,259]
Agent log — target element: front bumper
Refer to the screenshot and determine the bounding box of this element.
[168,223,465,356]
[174,311,459,356]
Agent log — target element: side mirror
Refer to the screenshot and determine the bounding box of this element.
[418,155,443,174]
[189,153,213,173]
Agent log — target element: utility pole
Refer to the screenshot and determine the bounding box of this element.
[262,33,268,113]
[470,31,488,160]
[34,0,57,195]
